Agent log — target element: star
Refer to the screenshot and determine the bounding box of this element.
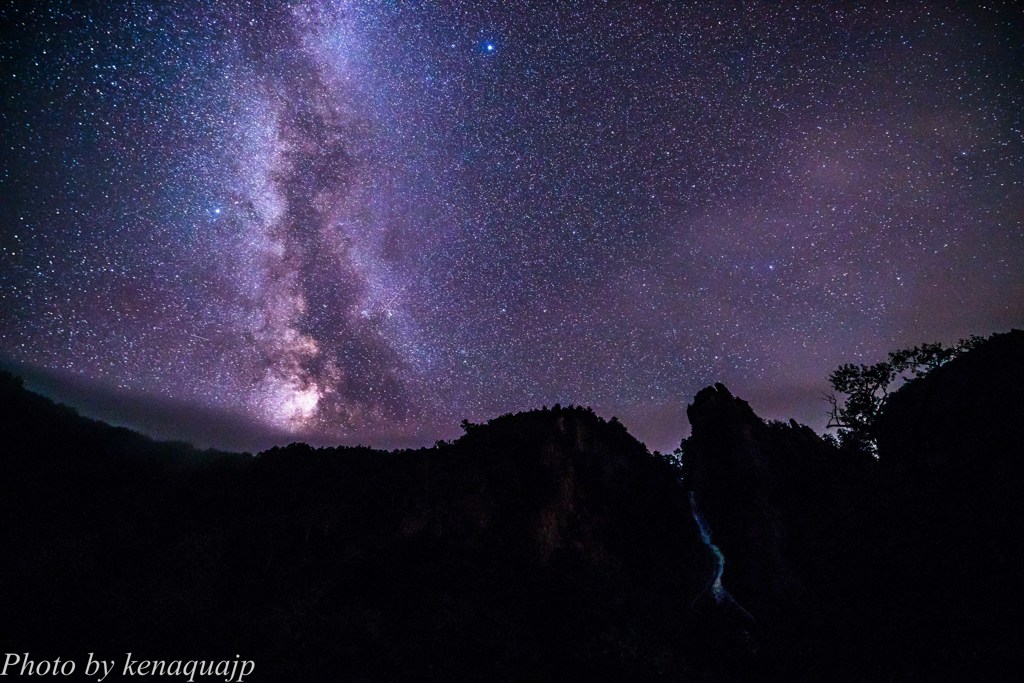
[0,1,1019,453]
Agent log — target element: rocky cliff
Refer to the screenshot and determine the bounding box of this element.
[681,330,1024,680]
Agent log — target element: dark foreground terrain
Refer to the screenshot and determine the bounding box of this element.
[2,331,1022,681]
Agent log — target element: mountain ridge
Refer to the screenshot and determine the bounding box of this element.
[2,329,1022,681]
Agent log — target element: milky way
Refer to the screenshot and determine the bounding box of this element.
[224,4,418,435]
[2,1,1022,451]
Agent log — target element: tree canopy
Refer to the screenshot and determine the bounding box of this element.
[826,335,984,454]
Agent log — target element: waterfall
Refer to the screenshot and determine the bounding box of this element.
[689,491,753,620]
[689,491,726,601]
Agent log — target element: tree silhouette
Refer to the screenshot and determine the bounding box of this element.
[826,335,984,454]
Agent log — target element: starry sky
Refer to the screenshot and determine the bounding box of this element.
[2,1,1022,453]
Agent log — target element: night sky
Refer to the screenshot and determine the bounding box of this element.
[2,1,1022,452]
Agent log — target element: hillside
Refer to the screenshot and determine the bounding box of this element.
[1,330,1022,681]
[0,376,737,681]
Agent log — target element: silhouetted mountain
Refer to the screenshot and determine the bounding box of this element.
[0,377,746,681]
[681,330,1024,681]
[1,330,1022,681]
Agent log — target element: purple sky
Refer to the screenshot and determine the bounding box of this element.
[2,1,1021,452]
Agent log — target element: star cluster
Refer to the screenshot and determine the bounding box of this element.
[2,1,1022,451]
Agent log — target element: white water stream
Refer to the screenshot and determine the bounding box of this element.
[688,491,754,621]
